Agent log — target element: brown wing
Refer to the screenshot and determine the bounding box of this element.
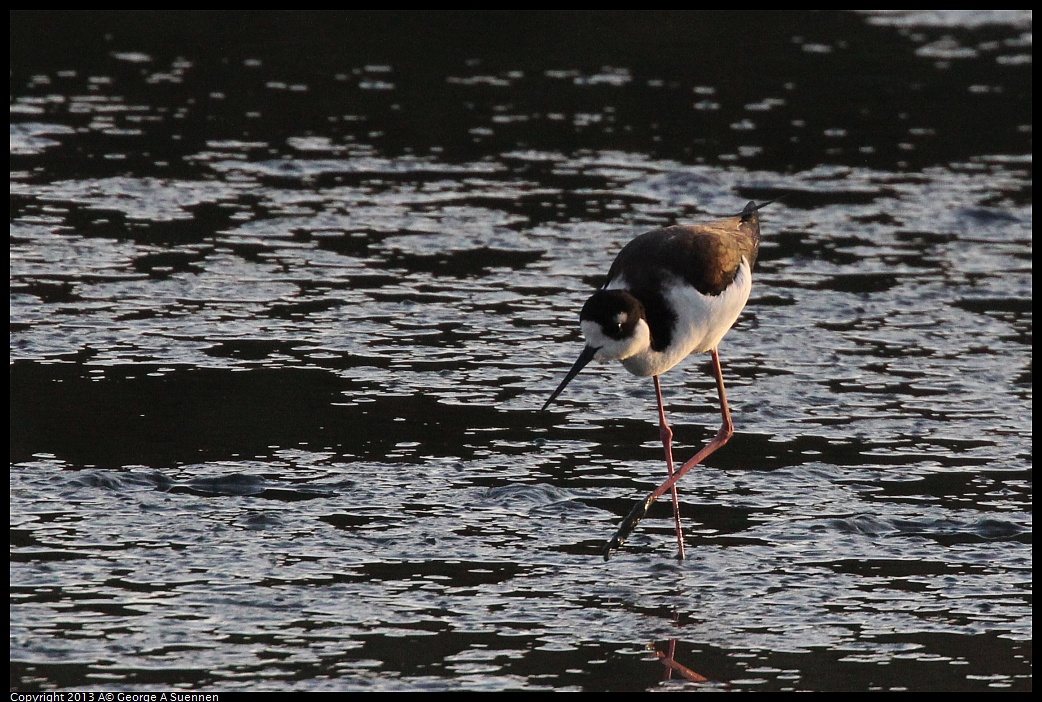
[605,205,761,296]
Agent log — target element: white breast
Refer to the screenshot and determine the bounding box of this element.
[613,258,753,378]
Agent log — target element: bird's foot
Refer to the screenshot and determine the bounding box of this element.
[602,496,655,560]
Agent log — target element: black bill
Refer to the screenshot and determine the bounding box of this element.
[541,344,598,411]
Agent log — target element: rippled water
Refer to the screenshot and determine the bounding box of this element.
[10,11,1031,691]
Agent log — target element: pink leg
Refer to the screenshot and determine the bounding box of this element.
[653,375,686,560]
[604,348,734,559]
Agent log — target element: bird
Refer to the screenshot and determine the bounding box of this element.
[542,200,766,560]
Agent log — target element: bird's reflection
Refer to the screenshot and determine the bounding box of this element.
[649,639,713,685]
[648,612,730,689]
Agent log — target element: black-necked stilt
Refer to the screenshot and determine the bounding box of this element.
[543,201,766,560]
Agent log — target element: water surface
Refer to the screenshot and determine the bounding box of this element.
[10,10,1032,691]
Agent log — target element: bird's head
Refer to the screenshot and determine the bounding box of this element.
[542,290,649,410]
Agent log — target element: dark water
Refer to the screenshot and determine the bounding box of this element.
[10,10,1031,692]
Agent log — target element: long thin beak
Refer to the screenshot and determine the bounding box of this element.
[542,345,598,411]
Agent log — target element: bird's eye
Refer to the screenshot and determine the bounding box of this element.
[607,323,622,336]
